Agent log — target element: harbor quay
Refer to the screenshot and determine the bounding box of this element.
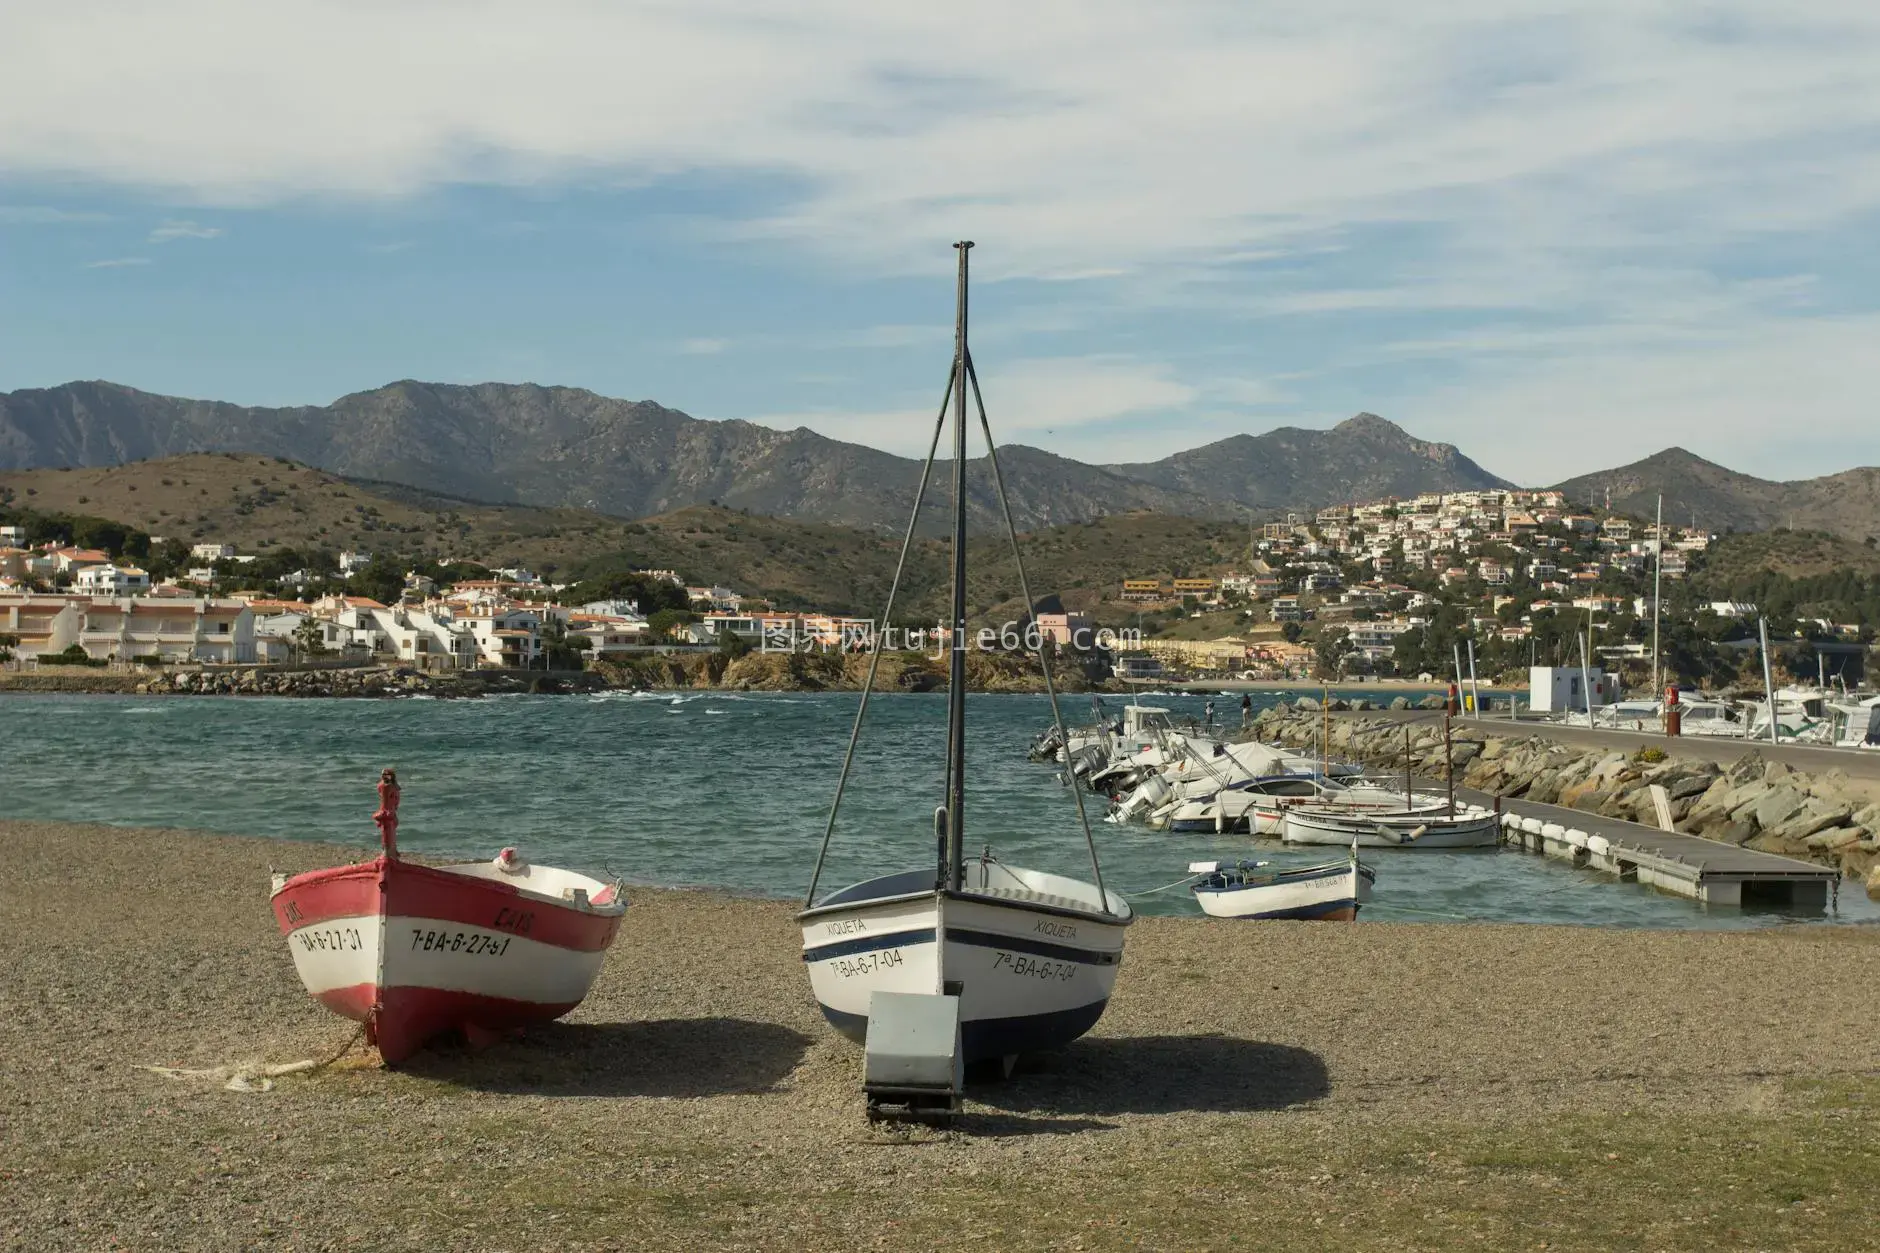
[1250,703,1880,898]
[4,817,1879,1252]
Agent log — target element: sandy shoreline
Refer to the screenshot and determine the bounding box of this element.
[5,817,1878,1251]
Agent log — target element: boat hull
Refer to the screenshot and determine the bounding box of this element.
[1282,808,1499,848]
[800,866,1130,1064]
[1193,861,1375,920]
[271,855,624,1063]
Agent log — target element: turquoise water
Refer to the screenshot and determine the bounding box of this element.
[3,690,1873,929]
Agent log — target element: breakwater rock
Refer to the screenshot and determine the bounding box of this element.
[1249,705,1880,898]
[137,665,606,698]
[595,649,1113,694]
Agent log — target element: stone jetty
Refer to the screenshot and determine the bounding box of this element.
[1249,703,1880,898]
[135,664,605,698]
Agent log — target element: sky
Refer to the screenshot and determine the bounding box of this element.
[3,1,1879,482]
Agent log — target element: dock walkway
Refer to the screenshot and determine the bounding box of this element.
[1461,786,1840,909]
[1353,708,1880,797]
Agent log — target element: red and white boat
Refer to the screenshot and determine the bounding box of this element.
[269,771,625,1064]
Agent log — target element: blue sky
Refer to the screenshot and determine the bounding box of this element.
[4,2,1879,482]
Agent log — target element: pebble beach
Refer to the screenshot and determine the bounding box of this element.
[5,817,1879,1252]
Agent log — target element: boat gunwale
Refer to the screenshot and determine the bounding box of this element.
[799,883,1134,927]
[272,854,627,918]
[1193,861,1375,894]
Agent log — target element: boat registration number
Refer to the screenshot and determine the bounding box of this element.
[295,927,363,953]
[992,951,1077,982]
[410,929,512,957]
[826,949,904,979]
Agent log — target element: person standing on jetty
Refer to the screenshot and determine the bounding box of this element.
[374,768,401,856]
[1240,692,1252,728]
[1205,699,1216,727]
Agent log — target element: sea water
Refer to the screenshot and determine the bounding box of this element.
[3,690,1874,929]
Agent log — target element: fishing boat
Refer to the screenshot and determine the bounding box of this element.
[1190,849,1375,920]
[270,771,626,1064]
[1166,773,1446,835]
[1282,803,1499,848]
[799,242,1131,1069]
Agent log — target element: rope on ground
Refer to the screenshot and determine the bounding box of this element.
[1121,872,1208,899]
[137,1022,367,1093]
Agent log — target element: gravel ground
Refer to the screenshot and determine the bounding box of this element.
[3,818,1878,1251]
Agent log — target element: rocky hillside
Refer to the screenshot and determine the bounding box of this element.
[1110,413,1509,510]
[0,454,1259,618]
[1553,447,1880,543]
[3,380,1507,529]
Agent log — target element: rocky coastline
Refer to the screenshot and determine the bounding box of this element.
[595,647,1100,694]
[0,649,1103,699]
[1249,703,1880,897]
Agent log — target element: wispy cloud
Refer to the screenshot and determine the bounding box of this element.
[746,355,1198,456]
[0,205,109,224]
[363,239,411,254]
[3,5,1880,472]
[82,257,151,269]
[675,337,727,355]
[148,219,222,242]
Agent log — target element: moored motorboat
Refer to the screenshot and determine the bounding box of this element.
[1190,850,1375,920]
[270,771,625,1064]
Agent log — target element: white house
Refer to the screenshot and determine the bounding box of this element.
[0,525,26,546]
[567,612,647,660]
[68,597,257,663]
[579,597,643,617]
[490,567,541,586]
[338,550,374,576]
[457,608,542,668]
[0,595,84,659]
[191,542,236,562]
[74,564,150,596]
[1347,620,1414,665]
[313,602,478,668]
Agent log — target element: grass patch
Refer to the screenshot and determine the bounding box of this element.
[427,1077,1880,1251]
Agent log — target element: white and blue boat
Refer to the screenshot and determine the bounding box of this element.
[798,242,1131,1069]
[1166,773,1448,834]
[1190,851,1375,920]
[1283,804,1499,848]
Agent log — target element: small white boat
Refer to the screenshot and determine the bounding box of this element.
[270,773,626,1064]
[802,859,1130,1062]
[1190,851,1375,920]
[1283,804,1499,848]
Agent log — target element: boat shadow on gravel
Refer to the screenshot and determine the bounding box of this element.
[973,1034,1328,1133]
[399,1018,813,1098]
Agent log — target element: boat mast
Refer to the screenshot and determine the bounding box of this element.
[944,241,973,890]
[1650,493,1663,703]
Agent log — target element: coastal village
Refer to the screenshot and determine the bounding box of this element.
[2,483,1861,699]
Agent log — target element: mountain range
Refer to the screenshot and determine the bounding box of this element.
[1555,448,1880,541]
[2,379,1875,541]
[0,381,1506,532]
